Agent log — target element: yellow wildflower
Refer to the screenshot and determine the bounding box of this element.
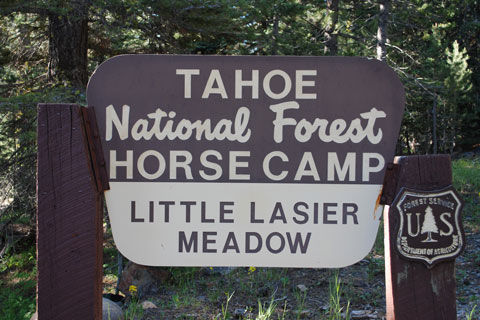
[248,266,256,275]
[129,285,137,294]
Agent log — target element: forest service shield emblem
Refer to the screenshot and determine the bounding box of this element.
[392,186,465,268]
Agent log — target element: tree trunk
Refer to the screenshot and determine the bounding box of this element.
[48,0,88,87]
[376,0,389,62]
[324,0,339,55]
[433,95,438,154]
[272,15,279,55]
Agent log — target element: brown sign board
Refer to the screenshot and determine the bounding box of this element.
[87,55,405,267]
[392,186,465,268]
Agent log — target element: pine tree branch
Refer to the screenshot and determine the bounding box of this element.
[0,0,50,16]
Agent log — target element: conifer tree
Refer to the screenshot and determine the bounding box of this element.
[421,206,439,243]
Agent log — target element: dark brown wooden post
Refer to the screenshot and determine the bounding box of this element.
[37,104,103,320]
[384,155,458,320]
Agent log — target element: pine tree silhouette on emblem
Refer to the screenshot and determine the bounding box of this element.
[421,206,439,243]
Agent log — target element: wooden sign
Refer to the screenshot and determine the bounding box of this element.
[87,55,405,267]
[392,186,465,268]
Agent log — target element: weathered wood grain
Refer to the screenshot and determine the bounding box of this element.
[80,106,110,193]
[385,155,457,320]
[37,104,102,320]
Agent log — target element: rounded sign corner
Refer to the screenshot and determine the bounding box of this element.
[87,55,134,100]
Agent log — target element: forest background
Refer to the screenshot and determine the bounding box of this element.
[0,0,479,319]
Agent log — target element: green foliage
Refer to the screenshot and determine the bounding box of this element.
[466,305,477,320]
[0,246,35,273]
[293,288,307,319]
[0,85,85,240]
[440,40,473,153]
[372,221,384,256]
[0,278,36,320]
[327,269,350,320]
[236,1,324,56]
[256,294,278,320]
[0,246,36,320]
[452,158,480,230]
[385,0,479,154]
[103,246,119,275]
[366,257,384,282]
[219,291,234,320]
[98,0,247,55]
[453,158,480,193]
[445,41,473,97]
[0,13,48,87]
[444,41,477,151]
[0,85,85,320]
[2,0,479,154]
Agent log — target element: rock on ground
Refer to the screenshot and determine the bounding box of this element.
[118,261,170,298]
[103,297,124,320]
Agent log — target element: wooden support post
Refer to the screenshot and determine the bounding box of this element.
[37,104,104,320]
[384,155,458,320]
